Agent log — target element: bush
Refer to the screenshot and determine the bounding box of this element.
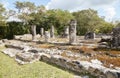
[0,21,30,39]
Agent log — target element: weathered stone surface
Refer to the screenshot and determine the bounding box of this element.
[84,32,95,40]
[23,46,31,52]
[40,28,44,38]
[0,40,5,47]
[0,40,3,43]
[16,52,40,64]
[63,26,69,38]
[44,31,50,42]
[40,53,51,62]
[2,39,8,43]
[14,35,23,39]
[105,71,119,78]
[31,25,36,40]
[2,39,120,78]
[14,34,32,40]
[5,44,24,50]
[69,19,77,44]
[50,26,55,38]
[2,48,21,57]
[109,27,120,48]
[24,34,32,38]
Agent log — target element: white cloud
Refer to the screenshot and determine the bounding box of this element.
[46,0,117,11]
[7,15,21,22]
[46,0,119,21]
[46,0,82,11]
[1,0,9,9]
[103,7,116,21]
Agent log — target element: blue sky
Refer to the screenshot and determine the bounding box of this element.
[0,0,120,22]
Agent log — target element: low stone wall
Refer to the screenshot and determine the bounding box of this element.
[40,53,120,78]
[14,34,40,40]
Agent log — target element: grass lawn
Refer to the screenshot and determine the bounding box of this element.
[0,51,74,78]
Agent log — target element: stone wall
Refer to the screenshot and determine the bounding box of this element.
[112,27,120,48]
[40,54,120,78]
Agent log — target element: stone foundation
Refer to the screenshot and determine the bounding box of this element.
[1,40,120,78]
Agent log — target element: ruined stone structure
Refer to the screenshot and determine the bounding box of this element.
[63,26,69,38]
[40,28,44,38]
[69,19,77,44]
[31,25,36,40]
[112,27,120,48]
[45,31,50,42]
[50,25,54,38]
[1,38,120,78]
[84,32,95,40]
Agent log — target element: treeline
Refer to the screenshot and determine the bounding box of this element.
[0,1,118,39]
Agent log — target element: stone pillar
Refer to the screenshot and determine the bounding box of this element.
[31,25,36,40]
[69,19,77,44]
[93,32,96,39]
[44,31,50,42]
[64,26,69,38]
[50,25,54,38]
[40,28,44,38]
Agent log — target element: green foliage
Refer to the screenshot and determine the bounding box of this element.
[73,9,111,35]
[0,1,115,39]
[0,26,8,39]
[0,3,6,26]
[116,22,120,27]
[15,1,36,23]
[28,9,74,35]
[0,22,30,39]
[7,21,30,39]
[97,22,115,34]
[43,9,74,34]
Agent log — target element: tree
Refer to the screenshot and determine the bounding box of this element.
[45,9,74,34]
[73,9,106,35]
[15,1,37,40]
[97,22,114,34]
[0,3,6,26]
[15,1,36,23]
[116,22,120,27]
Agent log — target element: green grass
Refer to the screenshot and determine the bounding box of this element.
[0,51,74,78]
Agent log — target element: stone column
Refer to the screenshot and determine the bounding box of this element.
[93,32,96,39]
[50,25,55,38]
[44,31,50,42]
[40,28,44,38]
[69,19,77,44]
[31,25,36,40]
[64,26,69,38]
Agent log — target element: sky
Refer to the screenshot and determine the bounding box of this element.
[0,0,120,22]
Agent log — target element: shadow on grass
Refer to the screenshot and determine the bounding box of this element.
[40,60,97,78]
